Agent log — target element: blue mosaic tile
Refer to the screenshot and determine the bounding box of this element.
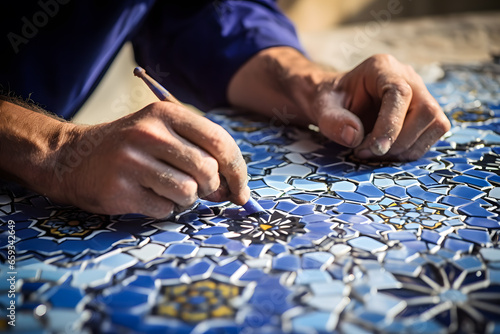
[193,226,228,236]
[3,63,500,333]
[272,254,301,271]
[290,311,333,332]
[244,244,266,258]
[458,202,497,218]
[311,195,343,206]
[268,243,288,255]
[163,244,198,258]
[302,252,334,270]
[335,190,369,203]
[406,185,442,202]
[335,202,367,214]
[333,213,371,224]
[384,185,409,200]
[44,286,85,308]
[457,228,492,246]
[295,269,333,285]
[386,231,417,241]
[452,175,493,190]
[443,238,474,253]
[154,265,183,282]
[348,236,388,253]
[441,195,474,207]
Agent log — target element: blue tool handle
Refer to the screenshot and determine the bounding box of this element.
[242,197,265,215]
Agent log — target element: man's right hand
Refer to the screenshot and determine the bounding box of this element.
[0,100,249,218]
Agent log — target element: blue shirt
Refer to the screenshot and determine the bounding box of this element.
[1,0,303,119]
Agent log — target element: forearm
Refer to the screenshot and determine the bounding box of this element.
[227,47,337,126]
[0,100,74,197]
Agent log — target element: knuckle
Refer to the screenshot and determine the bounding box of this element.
[155,101,185,118]
[405,64,418,76]
[178,177,198,203]
[204,123,227,144]
[122,123,153,142]
[124,122,176,150]
[145,101,184,122]
[197,155,219,180]
[207,175,221,195]
[435,113,451,133]
[136,101,165,119]
[148,101,168,115]
[421,101,439,114]
[371,53,396,66]
[378,75,412,99]
[391,80,412,98]
[114,145,142,168]
[199,175,220,198]
[204,124,234,160]
[420,97,441,112]
[227,150,246,174]
[416,104,438,123]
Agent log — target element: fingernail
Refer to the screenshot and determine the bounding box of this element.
[341,125,357,147]
[371,137,392,156]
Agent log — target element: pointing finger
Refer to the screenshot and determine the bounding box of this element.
[354,76,412,158]
[158,103,250,205]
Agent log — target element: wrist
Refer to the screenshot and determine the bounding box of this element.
[43,122,83,201]
[264,47,330,119]
[0,100,81,201]
[228,46,339,126]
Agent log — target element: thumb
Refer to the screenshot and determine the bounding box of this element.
[315,91,365,148]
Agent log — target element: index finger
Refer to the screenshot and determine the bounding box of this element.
[356,76,413,158]
[162,103,250,205]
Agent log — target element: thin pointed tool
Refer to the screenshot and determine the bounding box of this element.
[134,66,182,105]
[133,66,267,217]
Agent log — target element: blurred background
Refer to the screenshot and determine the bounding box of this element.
[279,0,499,31]
[74,0,500,124]
[279,0,500,73]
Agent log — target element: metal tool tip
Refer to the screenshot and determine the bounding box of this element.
[133,66,146,77]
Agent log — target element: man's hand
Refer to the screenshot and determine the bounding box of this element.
[312,54,451,161]
[0,100,249,218]
[228,48,451,161]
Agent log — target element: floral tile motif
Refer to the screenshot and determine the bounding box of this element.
[37,208,110,239]
[225,211,306,243]
[155,280,241,323]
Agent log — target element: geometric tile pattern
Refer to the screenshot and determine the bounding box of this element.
[1,63,500,333]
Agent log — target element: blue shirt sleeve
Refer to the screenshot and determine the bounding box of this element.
[132,0,305,111]
[0,1,155,120]
[0,1,303,119]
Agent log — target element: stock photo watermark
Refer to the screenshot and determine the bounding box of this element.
[112,65,170,115]
[54,127,110,182]
[340,0,409,60]
[7,0,71,54]
[270,105,296,132]
[5,220,17,327]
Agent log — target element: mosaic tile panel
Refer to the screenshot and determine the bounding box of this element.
[1,63,500,333]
